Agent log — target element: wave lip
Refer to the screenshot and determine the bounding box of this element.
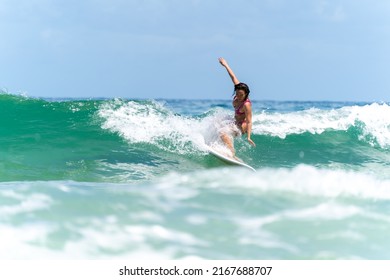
[98,99,231,154]
[254,103,390,149]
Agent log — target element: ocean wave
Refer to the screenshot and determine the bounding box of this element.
[2,93,389,150]
[253,103,390,149]
[1,94,389,182]
[98,99,390,149]
[158,164,390,200]
[2,166,390,260]
[98,98,232,154]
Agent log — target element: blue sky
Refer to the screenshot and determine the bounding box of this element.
[1,0,389,101]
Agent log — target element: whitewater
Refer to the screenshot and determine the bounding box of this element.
[1,93,390,259]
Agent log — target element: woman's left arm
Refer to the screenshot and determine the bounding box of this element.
[245,104,256,147]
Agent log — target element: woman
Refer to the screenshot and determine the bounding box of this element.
[218,57,256,157]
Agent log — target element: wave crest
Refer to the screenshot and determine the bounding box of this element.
[253,103,390,148]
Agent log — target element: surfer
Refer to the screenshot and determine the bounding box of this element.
[218,57,256,156]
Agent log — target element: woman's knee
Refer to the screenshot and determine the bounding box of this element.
[241,123,247,134]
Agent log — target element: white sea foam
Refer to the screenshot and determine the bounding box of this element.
[98,99,237,153]
[99,100,390,150]
[236,203,362,230]
[0,192,53,219]
[253,103,390,148]
[161,164,390,200]
[1,175,389,260]
[99,100,201,153]
[0,215,205,259]
[0,223,179,259]
[233,202,368,255]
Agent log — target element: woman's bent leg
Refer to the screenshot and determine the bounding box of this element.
[220,133,235,157]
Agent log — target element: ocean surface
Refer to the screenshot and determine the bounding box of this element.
[1,92,390,259]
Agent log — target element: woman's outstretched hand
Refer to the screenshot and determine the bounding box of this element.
[218,57,228,67]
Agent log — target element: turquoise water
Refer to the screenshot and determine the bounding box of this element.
[1,93,390,259]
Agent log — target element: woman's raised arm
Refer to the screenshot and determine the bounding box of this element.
[219,57,240,85]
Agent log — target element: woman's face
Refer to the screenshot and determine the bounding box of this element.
[235,89,247,101]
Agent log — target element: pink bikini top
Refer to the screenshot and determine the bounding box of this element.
[234,98,251,115]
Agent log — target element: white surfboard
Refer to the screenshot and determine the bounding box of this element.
[206,144,256,172]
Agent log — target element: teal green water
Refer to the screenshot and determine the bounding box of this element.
[1,93,390,259]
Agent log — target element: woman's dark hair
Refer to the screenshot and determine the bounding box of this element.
[233,82,250,99]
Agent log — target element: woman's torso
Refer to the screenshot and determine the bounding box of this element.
[233,98,250,124]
